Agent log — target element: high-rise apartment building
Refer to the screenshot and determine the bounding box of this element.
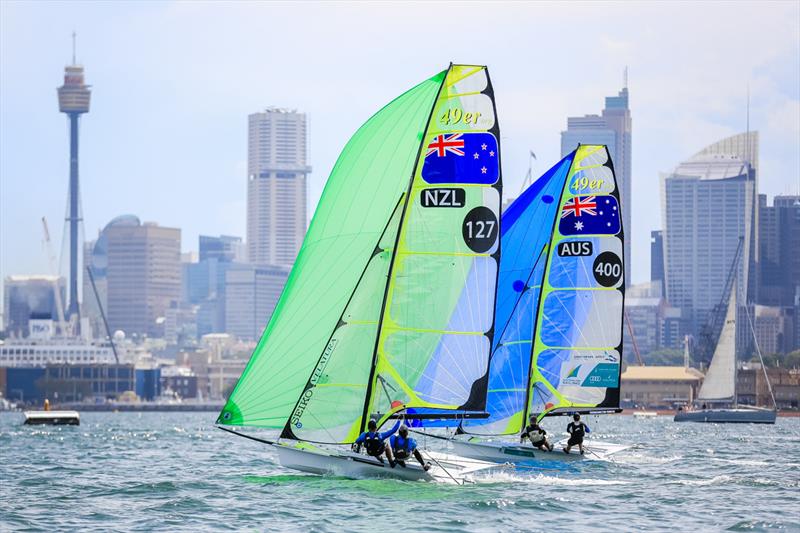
[561,86,632,283]
[247,108,311,267]
[661,132,759,355]
[106,220,181,337]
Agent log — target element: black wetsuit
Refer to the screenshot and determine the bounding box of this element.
[567,421,588,447]
[521,424,549,449]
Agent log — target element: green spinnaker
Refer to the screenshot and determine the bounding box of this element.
[217,71,445,428]
[241,65,502,445]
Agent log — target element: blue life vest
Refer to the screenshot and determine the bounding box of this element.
[392,435,413,454]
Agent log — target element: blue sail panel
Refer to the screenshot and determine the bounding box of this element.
[459,153,575,435]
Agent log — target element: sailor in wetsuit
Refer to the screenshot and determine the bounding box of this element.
[520,414,554,452]
[353,419,400,467]
[563,413,591,455]
[390,425,431,471]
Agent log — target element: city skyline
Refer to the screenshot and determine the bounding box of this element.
[1,2,798,289]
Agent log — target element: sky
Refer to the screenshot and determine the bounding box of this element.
[1,1,799,291]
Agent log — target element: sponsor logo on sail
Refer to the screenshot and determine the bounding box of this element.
[290,339,338,428]
[563,364,582,385]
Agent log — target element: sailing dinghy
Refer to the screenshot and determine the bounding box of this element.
[420,146,630,463]
[674,273,777,424]
[217,64,508,482]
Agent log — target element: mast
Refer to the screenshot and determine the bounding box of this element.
[359,66,451,432]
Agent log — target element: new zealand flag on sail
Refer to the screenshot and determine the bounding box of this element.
[558,195,620,236]
[421,132,499,185]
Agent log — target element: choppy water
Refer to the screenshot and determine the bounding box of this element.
[1,412,798,532]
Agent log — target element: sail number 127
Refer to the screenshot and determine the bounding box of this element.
[462,206,498,253]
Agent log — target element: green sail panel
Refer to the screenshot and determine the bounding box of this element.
[284,198,405,443]
[365,65,502,430]
[528,145,625,420]
[217,72,445,427]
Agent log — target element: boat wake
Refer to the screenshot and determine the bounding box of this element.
[473,471,630,486]
[612,452,682,465]
[670,474,733,486]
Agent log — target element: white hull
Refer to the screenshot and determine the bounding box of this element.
[673,407,776,424]
[450,437,630,463]
[23,410,80,425]
[273,441,505,484]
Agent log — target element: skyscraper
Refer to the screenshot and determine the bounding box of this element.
[224,264,289,340]
[247,108,311,267]
[106,220,181,337]
[83,215,141,338]
[661,132,759,355]
[561,86,632,283]
[183,235,246,337]
[758,194,800,307]
[57,34,91,325]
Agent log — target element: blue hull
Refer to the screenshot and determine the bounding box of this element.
[673,408,776,424]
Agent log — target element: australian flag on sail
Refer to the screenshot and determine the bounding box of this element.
[558,195,620,236]
[421,132,499,185]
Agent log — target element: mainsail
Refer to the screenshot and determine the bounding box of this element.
[218,65,502,445]
[528,145,625,420]
[697,282,737,401]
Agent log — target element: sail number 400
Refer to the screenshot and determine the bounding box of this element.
[592,251,623,287]
[440,109,481,125]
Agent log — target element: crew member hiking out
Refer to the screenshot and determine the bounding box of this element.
[353,419,400,467]
[390,425,431,471]
[520,414,554,452]
[563,413,591,455]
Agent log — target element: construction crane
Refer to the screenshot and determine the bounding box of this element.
[518,150,538,195]
[624,309,645,366]
[697,238,744,365]
[86,265,119,364]
[41,217,68,336]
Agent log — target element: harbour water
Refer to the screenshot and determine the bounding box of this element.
[2,412,798,532]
